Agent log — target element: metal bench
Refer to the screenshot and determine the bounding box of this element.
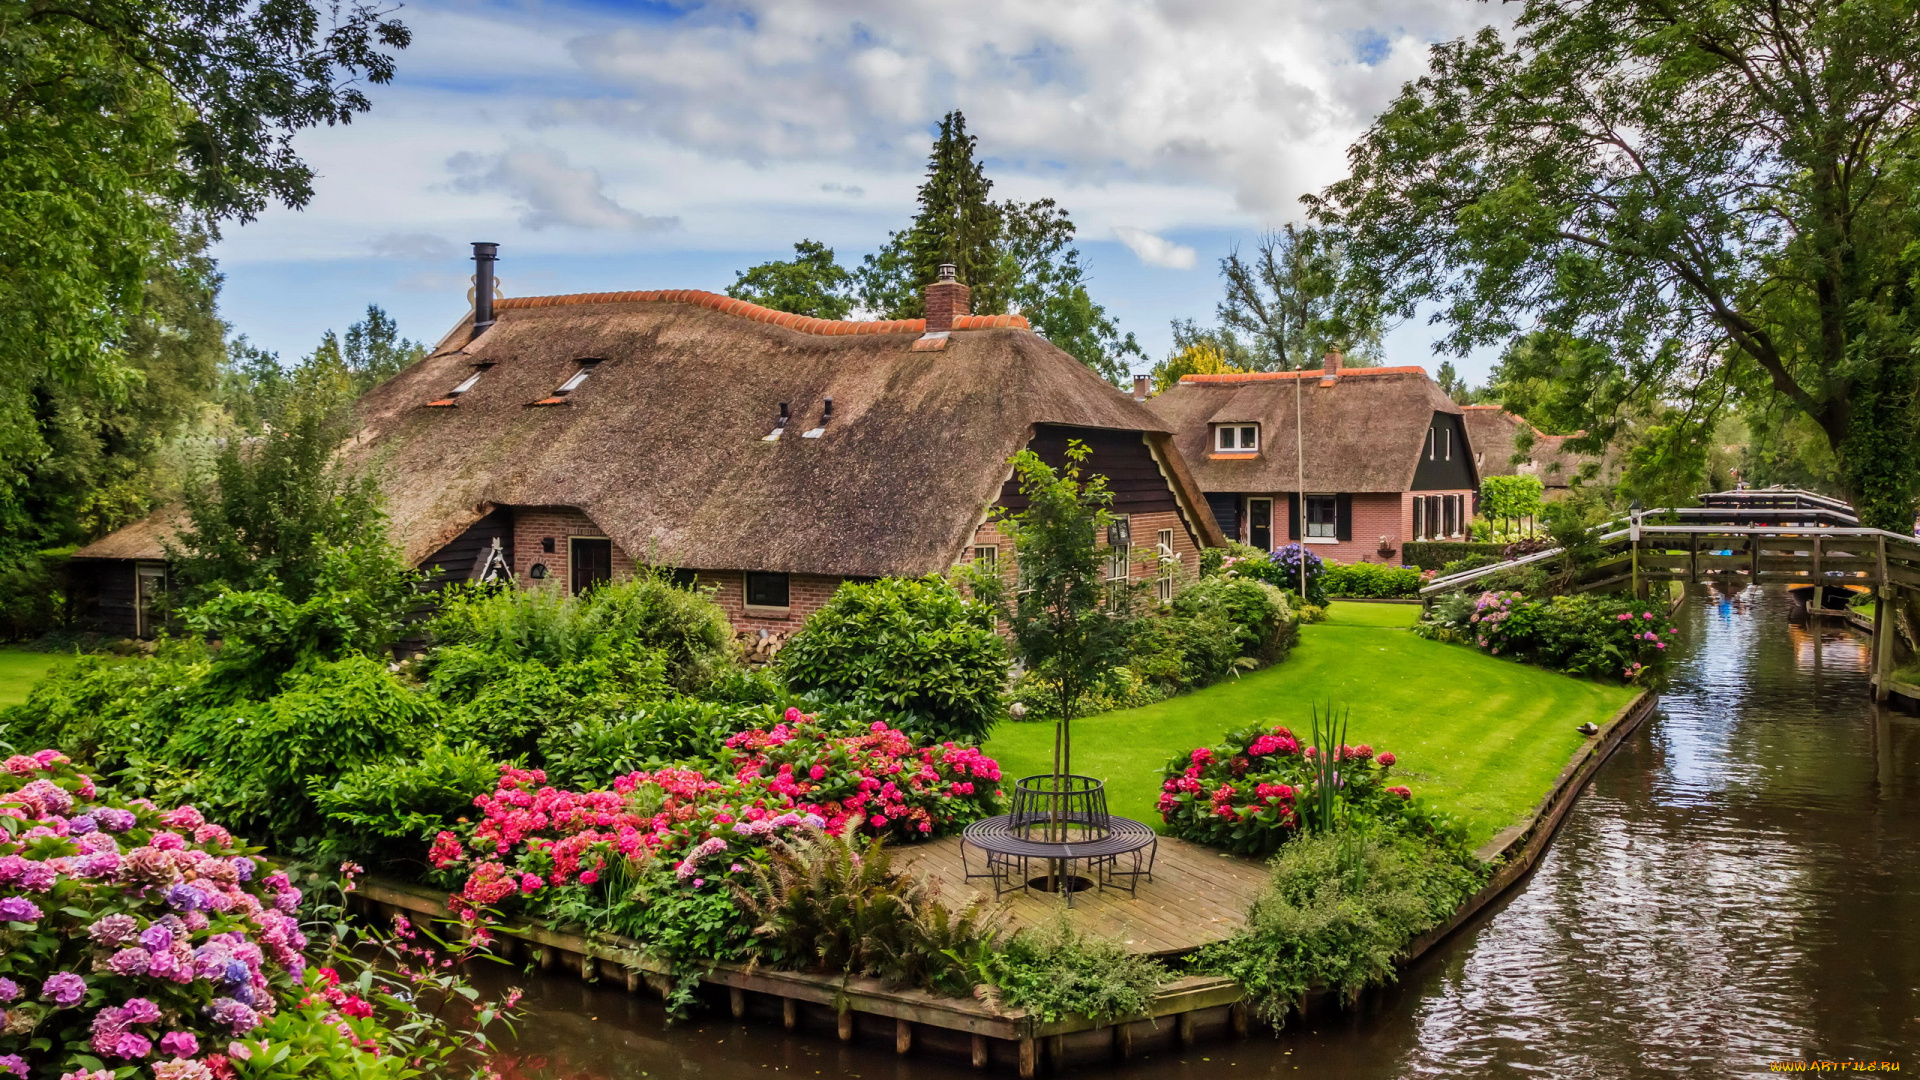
[960,814,1158,906]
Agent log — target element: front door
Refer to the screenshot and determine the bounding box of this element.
[569,537,612,595]
[134,563,167,638]
[1248,498,1273,551]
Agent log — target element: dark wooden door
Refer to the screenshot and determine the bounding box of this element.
[1248,498,1273,550]
[570,538,612,594]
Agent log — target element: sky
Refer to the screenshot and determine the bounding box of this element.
[213,0,1507,381]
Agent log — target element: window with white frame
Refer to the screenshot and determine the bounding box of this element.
[972,545,997,571]
[1305,495,1338,539]
[1156,528,1176,601]
[1106,514,1132,581]
[1215,424,1259,452]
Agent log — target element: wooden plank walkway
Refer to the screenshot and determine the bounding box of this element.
[894,833,1270,956]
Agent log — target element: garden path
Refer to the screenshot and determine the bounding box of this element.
[895,833,1268,956]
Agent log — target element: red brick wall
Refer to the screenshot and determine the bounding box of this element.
[509,507,636,589]
[1220,490,1476,565]
[966,507,1205,602]
[688,569,848,634]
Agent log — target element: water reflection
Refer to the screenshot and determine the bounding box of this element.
[492,586,1920,1078]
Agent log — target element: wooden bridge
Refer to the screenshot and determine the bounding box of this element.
[1421,488,1920,699]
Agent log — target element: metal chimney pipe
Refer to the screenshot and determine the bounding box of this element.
[471,242,499,336]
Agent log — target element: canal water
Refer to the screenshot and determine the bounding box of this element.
[491,586,1919,1078]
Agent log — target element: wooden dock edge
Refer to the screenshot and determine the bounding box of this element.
[1402,687,1659,962]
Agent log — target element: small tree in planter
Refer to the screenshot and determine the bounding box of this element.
[970,442,1139,836]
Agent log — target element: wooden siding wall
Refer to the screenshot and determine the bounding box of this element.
[417,508,515,590]
[1412,412,1477,491]
[1206,492,1240,544]
[998,425,1180,515]
[69,560,139,638]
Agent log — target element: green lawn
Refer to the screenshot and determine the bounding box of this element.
[984,601,1637,846]
[0,647,75,708]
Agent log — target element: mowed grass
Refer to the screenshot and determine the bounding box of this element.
[984,601,1638,846]
[0,647,77,709]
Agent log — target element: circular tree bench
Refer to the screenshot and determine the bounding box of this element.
[960,777,1158,906]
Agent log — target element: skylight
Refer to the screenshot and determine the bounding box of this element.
[555,359,602,394]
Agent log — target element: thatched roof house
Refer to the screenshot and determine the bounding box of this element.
[73,256,1222,636]
[1145,351,1479,564]
[1459,406,1601,494]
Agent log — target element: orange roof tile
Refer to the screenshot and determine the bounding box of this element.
[491,289,1029,337]
[1178,365,1429,385]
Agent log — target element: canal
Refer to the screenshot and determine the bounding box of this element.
[491,586,1919,1078]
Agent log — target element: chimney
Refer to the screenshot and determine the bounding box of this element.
[1132,374,1151,401]
[923,263,970,334]
[471,242,499,337]
[1322,347,1344,378]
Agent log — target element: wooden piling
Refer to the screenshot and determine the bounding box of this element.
[730,988,746,1019]
[1113,1022,1133,1060]
[781,997,797,1031]
[1177,1012,1196,1048]
[1230,1001,1249,1037]
[971,1033,989,1069]
[1017,1037,1037,1079]
[895,1018,912,1055]
[836,1009,853,1042]
[623,969,640,994]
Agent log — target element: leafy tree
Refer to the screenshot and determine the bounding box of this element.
[1149,332,1247,393]
[1314,0,1920,530]
[727,240,855,319]
[218,306,412,429]
[0,0,412,531]
[974,442,1137,792]
[341,304,426,390]
[167,385,397,605]
[1215,226,1389,370]
[855,111,1143,382]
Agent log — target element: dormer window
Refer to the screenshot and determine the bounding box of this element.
[1215,424,1259,452]
[556,359,601,394]
[426,363,492,407]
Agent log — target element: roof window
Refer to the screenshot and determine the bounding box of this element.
[426,363,493,408]
[531,359,602,406]
[1215,424,1258,452]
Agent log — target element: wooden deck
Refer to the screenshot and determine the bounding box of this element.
[894,832,1270,956]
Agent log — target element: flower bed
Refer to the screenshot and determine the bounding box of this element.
[0,751,508,1080]
[1156,724,1410,856]
[1422,591,1677,681]
[432,710,1002,920]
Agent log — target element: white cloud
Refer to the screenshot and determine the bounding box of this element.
[1113,226,1197,270]
[448,146,680,232]
[820,182,864,198]
[369,232,456,259]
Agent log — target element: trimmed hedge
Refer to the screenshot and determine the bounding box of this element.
[1402,540,1509,571]
[1322,562,1424,599]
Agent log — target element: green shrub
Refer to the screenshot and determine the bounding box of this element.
[432,645,673,760]
[777,575,1009,742]
[985,917,1169,1023]
[0,645,211,773]
[538,698,764,788]
[1008,664,1168,718]
[1172,577,1297,663]
[1400,540,1509,571]
[1436,554,1503,579]
[316,740,502,872]
[0,547,73,641]
[1320,561,1425,599]
[1420,590,1677,681]
[1195,828,1486,1023]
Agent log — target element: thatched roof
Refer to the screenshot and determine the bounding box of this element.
[1460,406,1597,489]
[72,511,181,561]
[334,289,1220,577]
[1145,366,1466,493]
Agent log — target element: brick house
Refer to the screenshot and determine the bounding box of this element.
[71,259,1222,637]
[1144,351,1479,565]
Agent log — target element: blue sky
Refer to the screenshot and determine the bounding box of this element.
[212,0,1505,381]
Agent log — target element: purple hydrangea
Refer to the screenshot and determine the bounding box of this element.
[16,779,72,815]
[0,977,19,1002]
[206,997,258,1034]
[146,950,187,983]
[107,948,151,977]
[139,924,174,952]
[0,897,42,922]
[0,856,20,884]
[95,807,136,833]
[40,971,86,1007]
[0,1053,26,1077]
[14,862,54,893]
[106,1032,152,1060]
[163,883,203,912]
[231,856,255,881]
[75,851,122,878]
[68,813,98,835]
[88,913,139,947]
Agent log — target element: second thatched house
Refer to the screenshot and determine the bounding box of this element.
[1145,351,1479,564]
[72,254,1223,638]
[1459,405,1604,497]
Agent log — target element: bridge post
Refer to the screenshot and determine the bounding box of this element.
[1873,587,1895,703]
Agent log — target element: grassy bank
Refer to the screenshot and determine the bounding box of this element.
[984,601,1637,846]
[0,648,76,709]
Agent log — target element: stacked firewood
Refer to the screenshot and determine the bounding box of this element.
[736,628,788,666]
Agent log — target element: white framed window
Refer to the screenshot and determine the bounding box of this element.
[971,545,997,570]
[1106,514,1132,581]
[1215,424,1258,452]
[1444,426,1452,460]
[1305,495,1338,540]
[1428,426,1437,460]
[1156,528,1176,602]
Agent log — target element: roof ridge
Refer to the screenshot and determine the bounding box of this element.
[1178,365,1429,384]
[492,288,1029,336]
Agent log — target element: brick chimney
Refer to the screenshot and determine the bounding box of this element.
[923,263,970,333]
[1132,374,1151,401]
[1322,347,1344,377]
